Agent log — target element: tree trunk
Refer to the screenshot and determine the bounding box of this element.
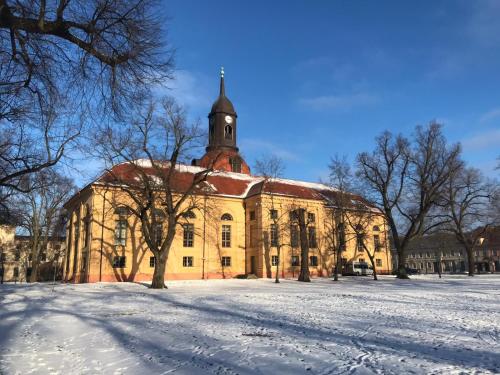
[366,250,378,281]
[396,249,409,279]
[466,246,475,277]
[297,209,311,282]
[29,242,40,283]
[151,253,167,289]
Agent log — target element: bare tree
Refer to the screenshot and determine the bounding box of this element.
[327,155,353,281]
[328,155,385,280]
[17,169,76,282]
[356,123,462,278]
[96,97,216,289]
[0,0,173,202]
[438,166,499,276]
[254,155,286,283]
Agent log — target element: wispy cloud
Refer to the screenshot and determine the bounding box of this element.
[155,70,212,113]
[240,138,299,161]
[297,93,378,111]
[461,128,500,151]
[467,0,500,47]
[479,107,500,123]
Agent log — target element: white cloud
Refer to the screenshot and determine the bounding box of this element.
[155,70,212,113]
[297,93,378,111]
[461,129,500,151]
[240,138,299,161]
[479,107,500,123]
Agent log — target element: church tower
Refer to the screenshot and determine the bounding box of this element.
[207,67,238,152]
[194,68,250,174]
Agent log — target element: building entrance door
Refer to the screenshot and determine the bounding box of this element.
[250,256,256,275]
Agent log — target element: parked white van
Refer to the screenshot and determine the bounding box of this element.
[344,261,374,276]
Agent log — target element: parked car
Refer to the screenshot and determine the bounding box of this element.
[405,267,421,275]
[343,261,374,276]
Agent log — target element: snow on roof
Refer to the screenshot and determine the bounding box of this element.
[90,160,371,204]
[270,177,337,192]
[211,170,258,181]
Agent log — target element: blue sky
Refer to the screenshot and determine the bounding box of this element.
[162,0,500,183]
[74,1,500,185]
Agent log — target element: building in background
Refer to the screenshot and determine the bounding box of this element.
[391,228,500,274]
[473,226,500,273]
[0,224,66,282]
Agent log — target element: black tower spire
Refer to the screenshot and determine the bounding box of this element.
[207,67,238,152]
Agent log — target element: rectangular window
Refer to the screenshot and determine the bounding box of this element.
[338,224,346,250]
[270,209,278,220]
[221,256,231,267]
[249,210,256,220]
[309,255,318,267]
[183,256,193,267]
[114,220,127,246]
[150,256,156,268]
[39,252,47,262]
[291,255,300,266]
[373,235,381,251]
[83,220,89,248]
[113,256,126,268]
[15,251,20,261]
[230,158,241,173]
[153,222,163,246]
[183,224,194,247]
[358,258,365,263]
[271,255,279,266]
[13,267,19,278]
[290,225,299,247]
[376,259,382,267]
[308,226,317,248]
[222,225,231,248]
[307,212,315,223]
[270,224,278,247]
[356,234,364,252]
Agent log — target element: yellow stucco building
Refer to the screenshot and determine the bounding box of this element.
[63,73,391,283]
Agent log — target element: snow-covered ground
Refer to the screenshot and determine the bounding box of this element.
[1,275,499,375]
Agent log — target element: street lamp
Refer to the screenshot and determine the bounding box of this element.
[0,247,4,284]
[478,237,485,274]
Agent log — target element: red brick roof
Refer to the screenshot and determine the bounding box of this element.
[94,160,374,208]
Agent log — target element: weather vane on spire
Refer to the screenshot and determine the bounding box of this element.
[220,66,224,78]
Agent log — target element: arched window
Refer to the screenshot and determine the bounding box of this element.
[114,206,129,217]
[224,125,233,140]
[221,213,233,221]
[372,225,380,232]
[182,211,196,219]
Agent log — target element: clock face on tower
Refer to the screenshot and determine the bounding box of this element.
[225,115,233,124]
